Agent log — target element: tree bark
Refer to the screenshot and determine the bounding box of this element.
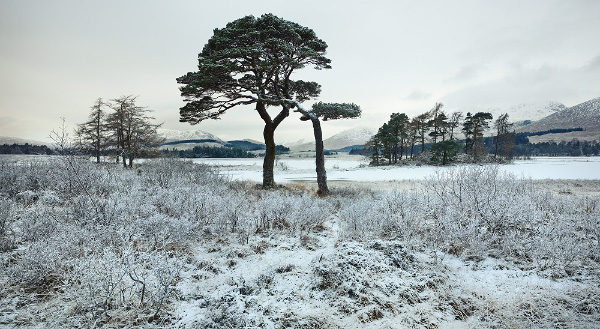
[95,114,101,163]
[262,123,276,189]
[257,101,288,189]
[311,117,329,196]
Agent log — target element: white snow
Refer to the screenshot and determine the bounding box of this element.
[192,156,600,182]
[157,128,223,142]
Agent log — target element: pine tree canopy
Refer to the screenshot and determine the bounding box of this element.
[177,14,331,124]
[308,102,361,121]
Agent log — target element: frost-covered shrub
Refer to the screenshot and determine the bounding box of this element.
[66,248,183,325]
[253,191,292,232]
[0,198,15,251]
[337,190,421,241]
[140,158,223,189]
[0,160,58,196]
[420,165,599,273]
[133,213,195,250]
[285,193,331,234]
[338,198,379,240]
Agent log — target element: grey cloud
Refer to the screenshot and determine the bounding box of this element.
[441,57,600,108]
[585,54,600,69]
[405,90,431,101]
[445,64,486,82]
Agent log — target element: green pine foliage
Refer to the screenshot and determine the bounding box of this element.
[430,140,462,165]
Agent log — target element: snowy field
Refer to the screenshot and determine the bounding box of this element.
[1,156,599,328]
[193,156,600,182]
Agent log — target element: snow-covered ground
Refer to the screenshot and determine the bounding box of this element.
[192,156,600,182]
[1,157,599,328]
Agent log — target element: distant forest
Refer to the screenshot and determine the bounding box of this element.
[0,143,54,155]
[511,140,600,157]
[163,146,256,158]
[2,138,598,158]
[349,133,600,158]
[161,144,290,158]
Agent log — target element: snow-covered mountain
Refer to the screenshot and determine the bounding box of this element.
[517,97,600,140]
[504,101,567,123]
[460,101,566,127]
[324,126,378,150]
[157,128,224,143]
[283,138,311,148]
[0,136,49,146]
[289,126,377,151]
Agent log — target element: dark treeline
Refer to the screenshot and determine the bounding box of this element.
[162,144,291,158]
[0,143,54,155]
[163,146,256,158]
[517,127,584,137]
[512,140,600,156]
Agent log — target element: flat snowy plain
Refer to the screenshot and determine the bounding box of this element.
[192,156,600,182]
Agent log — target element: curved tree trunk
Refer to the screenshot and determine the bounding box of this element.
[311,117,329,196]
[262,124,276,189]
[257,101,288,189]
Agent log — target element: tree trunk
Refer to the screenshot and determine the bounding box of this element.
[257,101,289,189]
[311,118,328,196]
[262,124,276,189]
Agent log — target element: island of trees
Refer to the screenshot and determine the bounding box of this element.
[360,103,598,165]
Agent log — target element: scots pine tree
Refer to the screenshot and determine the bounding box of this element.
[177,14,331,188]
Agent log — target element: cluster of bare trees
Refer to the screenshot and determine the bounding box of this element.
[76,95,163,167]
[370,103,515,165]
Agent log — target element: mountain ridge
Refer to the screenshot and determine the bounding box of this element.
[516,97,600,142]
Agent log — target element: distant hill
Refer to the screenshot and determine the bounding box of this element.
[459,101,567,129]
[158,128,223,143]
[158,128,225,150]
[0,136,49,146]
[504,101,567,124]
[289,126,377,151]
[517,97,600,142]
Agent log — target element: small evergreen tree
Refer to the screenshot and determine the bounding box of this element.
[388,113,410,162]
[468,112,493,162]
[448,111,463,140]
[76,98,106,163]
[427,103,448,143]
[493,113,515,160]
[431,140,462,165]
[462,112,474,155]
[415,111,432,152]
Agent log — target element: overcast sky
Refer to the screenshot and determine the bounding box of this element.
[1,0,599,143]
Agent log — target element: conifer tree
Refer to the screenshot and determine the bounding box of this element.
[494,113,515,160]
[448,111,463,140]
[415,111,432,152]
[105,96,163,167]
[463,112,493,162]
[177,14,331,188]
[295,102,360,195]
[427,103,448,143]
[76,98,106,163]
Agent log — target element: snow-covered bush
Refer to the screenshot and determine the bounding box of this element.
[420,165,599,273]
[2,157,598,327]
[0,198,15,251]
